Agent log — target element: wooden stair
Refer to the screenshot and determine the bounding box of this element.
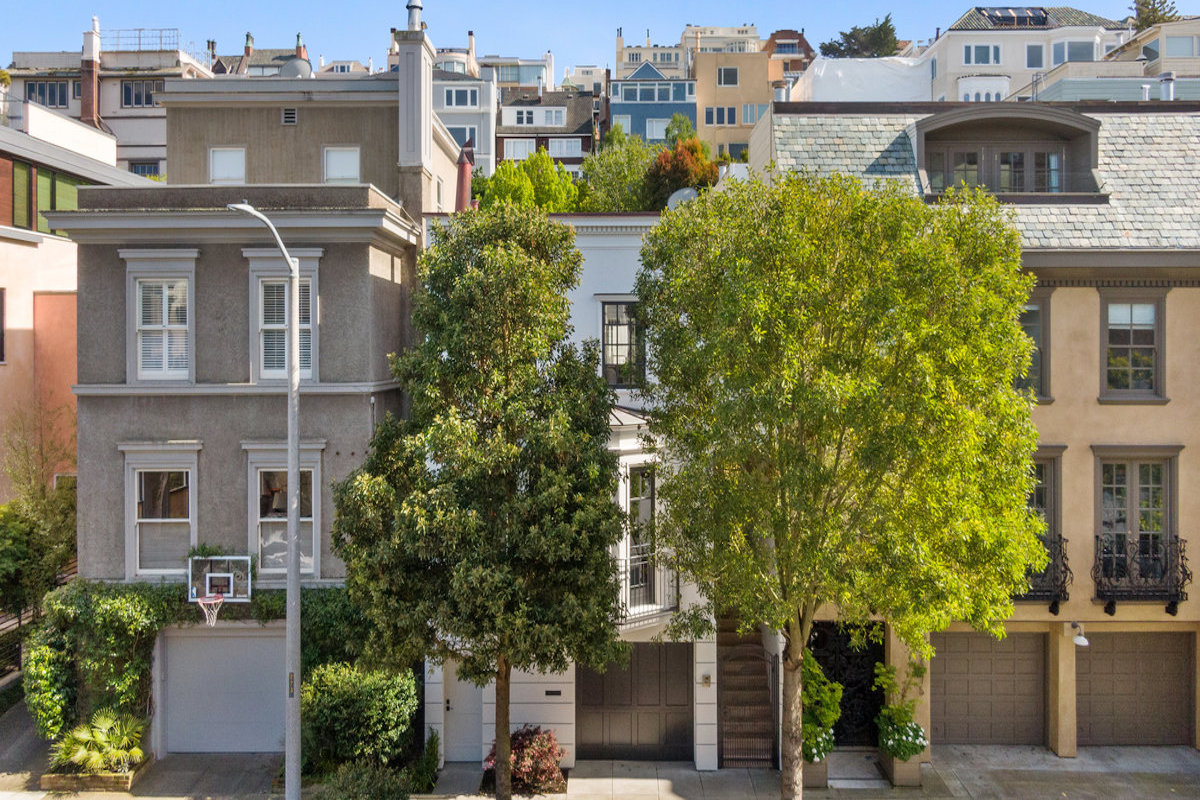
[717,617,775,767]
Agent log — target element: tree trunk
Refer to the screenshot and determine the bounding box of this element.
[780,628,804,800]
[494,656,512,800]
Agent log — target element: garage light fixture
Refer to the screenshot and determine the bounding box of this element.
[1070,621,1089,647]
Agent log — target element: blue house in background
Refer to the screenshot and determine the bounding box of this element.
[608,63,696,144]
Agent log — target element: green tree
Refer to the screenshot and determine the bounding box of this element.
[0,69,11,89]
[333,205,626,800]
[636,173,1046,798]
[664,113,696,148]
[819,14,899,58]
[580,137,657,212]
[522,149,579,212]
[644,137,718,211]
[601,121,628,149]
[480,161,534,209]
[1131,0,1179,31]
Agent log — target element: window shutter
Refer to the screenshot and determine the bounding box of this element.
[262,282,286,326]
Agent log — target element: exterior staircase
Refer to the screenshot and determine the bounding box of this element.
[717,616,776,768]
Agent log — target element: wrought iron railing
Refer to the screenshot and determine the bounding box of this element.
[617,549,678,628]
[1017,535,1071,604]
[1092,534,1191,603]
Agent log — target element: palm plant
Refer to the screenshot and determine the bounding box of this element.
[50,709,146,774]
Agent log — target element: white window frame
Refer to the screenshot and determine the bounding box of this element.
[244,248,322,384]
[548,138,582,158]
[964,44,1001,65]
[504,138,536,160]
[121,250,197,384]
[322,146,360,184]
[244,441,325,579]
[611,115,632,133]
[515,109,534,125]
[717,66,739,86]
[208,146,246,185]
[645,118,669,140]
[1164,36,1200,58]
[447,125,478,148]
[1026,44,1044,69]
[120,441,200,578]
[444,87,480,107]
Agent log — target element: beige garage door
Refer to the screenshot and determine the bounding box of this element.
[1076,633,1194,746]
[930,632,1046,745]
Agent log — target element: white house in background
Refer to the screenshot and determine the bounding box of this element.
[433,68,499,176]
[7,17,213,176]
[424,213,721,771]
[791,56,930,102]
[496,89,595,177]
[478,51,555,90]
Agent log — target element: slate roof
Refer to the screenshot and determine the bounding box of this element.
[497,89,595,136]
[948,6,1127,31]
[769,106,1200,250]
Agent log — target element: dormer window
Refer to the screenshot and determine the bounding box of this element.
[917,105,1102,201]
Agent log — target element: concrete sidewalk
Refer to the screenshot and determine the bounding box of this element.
[431,745,1200,799]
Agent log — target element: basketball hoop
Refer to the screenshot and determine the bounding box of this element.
[197,594,224,627]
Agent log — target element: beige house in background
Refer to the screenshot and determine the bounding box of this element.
[694,51,780,159]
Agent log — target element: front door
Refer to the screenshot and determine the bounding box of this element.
[443,661,483,762]
[809,623,884,747]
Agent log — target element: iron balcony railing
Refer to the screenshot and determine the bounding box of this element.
[618,547,679,629]
[1016,534,1071,604]
[1092,533,1191,603]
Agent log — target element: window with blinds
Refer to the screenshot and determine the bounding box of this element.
[137,279,190,379]
[260,278,312,379]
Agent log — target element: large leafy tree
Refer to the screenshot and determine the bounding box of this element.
[333,204,625,800]
[636,173,1046,798]
[819,14,899,58]
[644,137,718,211]
[480,150,578,212]
[1131,0,1178,31]
[580,136,657,212]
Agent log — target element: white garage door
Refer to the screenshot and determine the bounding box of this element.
[163,626,286,752]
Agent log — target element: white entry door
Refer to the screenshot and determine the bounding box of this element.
[443,662,483,762]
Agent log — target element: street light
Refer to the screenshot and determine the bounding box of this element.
[227,202,301,800]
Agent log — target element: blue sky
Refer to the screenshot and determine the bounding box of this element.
[3,1,1150,75]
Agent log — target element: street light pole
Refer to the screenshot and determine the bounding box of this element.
[227,202,301,800]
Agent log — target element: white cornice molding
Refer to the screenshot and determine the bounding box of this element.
[76,380,401,397]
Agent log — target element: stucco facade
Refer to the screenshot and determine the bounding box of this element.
[694,52,779,158]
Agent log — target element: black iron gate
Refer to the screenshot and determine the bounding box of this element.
[808,622,884,747]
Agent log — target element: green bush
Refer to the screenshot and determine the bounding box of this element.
[483,725,565,795]
[22,626,75,739]
[50,708,145,774]
[873,662,928,761]
[301,662,418,774]
[801,649,842,763]
[300,587,370,676]
[323,761,409,800]
[402,730,439,793]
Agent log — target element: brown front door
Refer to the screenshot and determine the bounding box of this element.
[576,642,693,760]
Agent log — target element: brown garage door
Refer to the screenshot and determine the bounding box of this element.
[930,632,1046,745]
[1077,632,1194,745]
[576,642,693,760]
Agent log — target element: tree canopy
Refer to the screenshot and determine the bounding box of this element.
[644,137,718,211]
[819,15,899,58]
[580,136,657,212]
[635,173,1045,798]
[1132,0,1179,31]
[479,150,578,212]
[333,204,625,800]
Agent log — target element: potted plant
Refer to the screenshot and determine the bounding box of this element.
[41,709,152,791]
[873,662,928,787]
[800,649,842,788]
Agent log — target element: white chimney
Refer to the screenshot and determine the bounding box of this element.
[537,76,543,97]
[1160,72,1175,101]
[1141,83,1151,101]
[368,56,374,72]
[406,0,423,32]
[84,16,101,61]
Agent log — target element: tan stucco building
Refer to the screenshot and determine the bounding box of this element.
[694,51,780,159]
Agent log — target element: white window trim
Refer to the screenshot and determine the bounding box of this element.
[244,248,322,384]
[322,145,360,184]
[645,118,669,140]
[119,441,201,578]
[208,146,246,185]
[121,249,198,385]
[1026,43,1044,69]
[243,440,326,579]
[616,452,656,563]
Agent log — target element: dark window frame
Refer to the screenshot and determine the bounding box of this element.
[120,79,165,108]
[1018,288,1052,402]
[602,301,645,389]
[1098,288,1167,404]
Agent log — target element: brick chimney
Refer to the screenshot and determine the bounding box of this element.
[455,139,475,212]
[80,16,102,128]
[295,33,308,62]
[240,32,254,74]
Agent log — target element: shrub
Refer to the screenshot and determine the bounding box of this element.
[50,709,145,774]
[873,662,928,761]
[323,761,409,800]
[801,649,842,763]
[484,725,565,795]
[300,662,418,774]
[300,587,370,676]
[23,625,75,739]
[402,730,440,794]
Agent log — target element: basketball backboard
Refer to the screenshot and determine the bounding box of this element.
[187,555,253,602]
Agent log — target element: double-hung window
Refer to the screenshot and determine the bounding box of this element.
[602,301,644,388]
[1101,291,1165,401]
[136,279,189,380]
[259,278,312,380]
[1018,292,1050,399]
[120,441,200,577]
[245,443,322,577]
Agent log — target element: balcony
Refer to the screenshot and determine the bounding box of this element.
[1092,534,1191,612]
[618,545,679,630]
[1016,535,1071,609]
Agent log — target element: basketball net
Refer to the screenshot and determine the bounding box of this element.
[197,594,224,627]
